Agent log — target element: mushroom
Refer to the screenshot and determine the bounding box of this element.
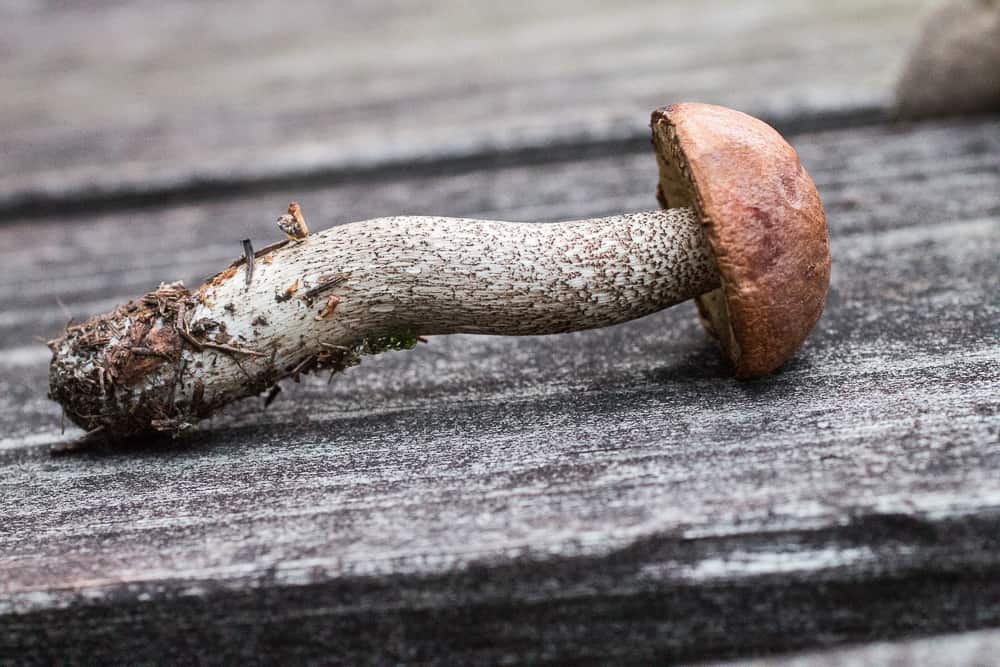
[47,103,830,442]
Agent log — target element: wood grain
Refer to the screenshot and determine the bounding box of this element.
[1,116,998,662]
[713,628,1000,666]
[0,0,931,216]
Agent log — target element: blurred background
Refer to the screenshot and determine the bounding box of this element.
[2,0,933,218]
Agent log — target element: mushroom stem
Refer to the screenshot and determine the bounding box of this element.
[334,208,718,334]
[48,207,719,438]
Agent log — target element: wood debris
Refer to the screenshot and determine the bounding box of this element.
[275,278,299,302]
[277,201,309,241]
[315,295,340,320]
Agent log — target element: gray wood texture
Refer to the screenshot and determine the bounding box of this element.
[1,114,998,663]
[714,628,1000,666]
[0,0,931,216]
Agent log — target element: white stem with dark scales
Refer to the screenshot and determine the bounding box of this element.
[48,208,720,439]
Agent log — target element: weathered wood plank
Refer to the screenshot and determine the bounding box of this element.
[0,117,998,663]
[713,628,1000,666]
[0,0,931,215]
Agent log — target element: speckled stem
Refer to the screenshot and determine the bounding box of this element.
[49,208,719,438]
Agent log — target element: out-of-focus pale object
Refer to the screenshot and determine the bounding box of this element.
[896,0,1000,117]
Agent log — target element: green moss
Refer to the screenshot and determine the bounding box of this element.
[313,329,420,383]
[355,329,419,356]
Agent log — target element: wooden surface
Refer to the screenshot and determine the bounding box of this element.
[1,114,998,663]
[2,0,1000,663]
[0,0,930,216]
[713,628,1000,666]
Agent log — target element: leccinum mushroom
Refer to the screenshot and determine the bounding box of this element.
[48,103,830,442]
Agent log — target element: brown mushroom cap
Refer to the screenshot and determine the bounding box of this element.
[651,103,830,378]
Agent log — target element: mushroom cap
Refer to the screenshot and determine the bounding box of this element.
[651,103,830,378]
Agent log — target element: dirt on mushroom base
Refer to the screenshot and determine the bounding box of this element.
[47,281,421,442]
[47,282,199,438]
